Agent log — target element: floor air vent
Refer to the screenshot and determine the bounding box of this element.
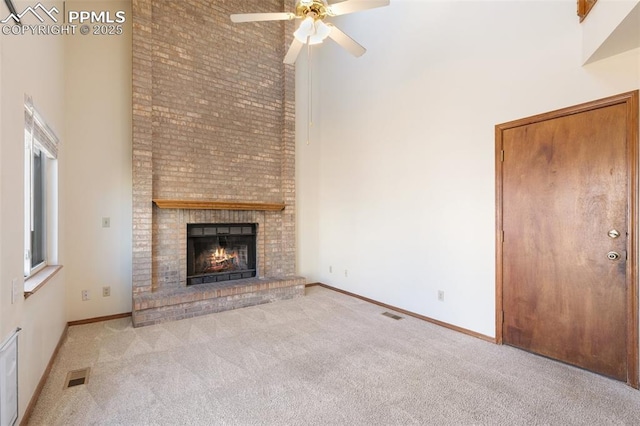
[382,312,403,320]
[65,368,90,389]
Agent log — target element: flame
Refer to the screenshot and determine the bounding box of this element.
[202,246,240,274]
[211,247,228,260]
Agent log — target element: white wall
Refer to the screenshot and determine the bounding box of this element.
[0,14,4,335]
[0,0,67,420]
[63,0,132,321]
[296,0,640,338]
[1,0,131,420]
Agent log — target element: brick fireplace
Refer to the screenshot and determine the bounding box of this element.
[131,0,304,327]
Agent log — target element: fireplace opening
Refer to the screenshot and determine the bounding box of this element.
[187,223,257,286]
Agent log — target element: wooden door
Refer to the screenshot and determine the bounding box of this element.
[496,92,639,387]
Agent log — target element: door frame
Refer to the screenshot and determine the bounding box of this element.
[495,91,639,388]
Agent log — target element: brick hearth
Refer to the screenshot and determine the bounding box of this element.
[133,276,305,326]
[131,0,303,327]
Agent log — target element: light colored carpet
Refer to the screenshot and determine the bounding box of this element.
[28,286,640,425]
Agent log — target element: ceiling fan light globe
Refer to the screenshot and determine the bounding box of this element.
[293,16,316,43]
[314,20,331,41]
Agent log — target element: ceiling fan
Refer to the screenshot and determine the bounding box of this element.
[230,0,390,64]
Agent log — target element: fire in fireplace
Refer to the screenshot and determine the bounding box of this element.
[186,223,257,285]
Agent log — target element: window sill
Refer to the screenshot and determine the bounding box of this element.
[24,265,63,299]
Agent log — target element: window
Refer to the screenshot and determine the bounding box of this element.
[24,96,59,278]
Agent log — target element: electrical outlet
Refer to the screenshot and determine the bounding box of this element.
[329,266,332,273]
[438,290,445,302]
[102,286,111,297]
[102,217,110,228]
[82,290,90,301]
[344,269,348,278]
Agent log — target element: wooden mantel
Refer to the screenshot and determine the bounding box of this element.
[152,199,286,211]
[578,0,598,22]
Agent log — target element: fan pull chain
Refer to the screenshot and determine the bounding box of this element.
[307,42,313,145]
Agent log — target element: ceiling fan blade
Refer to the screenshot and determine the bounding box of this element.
[327,0,390,17]
[230,12,295,23]
[327,25,366,58]
[283,39,305,64]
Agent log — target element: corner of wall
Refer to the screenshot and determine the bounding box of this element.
[582,0,640,64]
